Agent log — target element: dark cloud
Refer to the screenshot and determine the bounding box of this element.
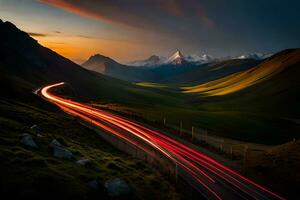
[28,32,49,37]
[38,0,300,56]
[38,0,215,30]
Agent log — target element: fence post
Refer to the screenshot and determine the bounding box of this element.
[163,117,166,125]
[230,146,233,159]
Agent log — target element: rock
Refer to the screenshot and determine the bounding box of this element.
[104,178,131,198]
[76,159,91,166]
[50,139,73,159]
[20,133,38,148]
[53,146,73,159]
[30,124,41,134]
[37,133,44,138]
[50,139,62,147]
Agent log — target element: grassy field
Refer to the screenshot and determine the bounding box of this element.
[136,82,169,88]
[89,50,300,145]
[94,100,299,145]
[0,95,180,200]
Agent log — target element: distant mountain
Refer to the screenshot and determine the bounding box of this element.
[81,50,263,83]
[82,54,156,82]
[128,55,162,67]
[82,54,119,73]
[128,50,215,67]
[237,52,272,60]
[185,54,215,64]
[163,50,187,65]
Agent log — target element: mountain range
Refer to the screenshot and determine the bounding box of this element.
[81,50,264,83]
[127,51,269,67]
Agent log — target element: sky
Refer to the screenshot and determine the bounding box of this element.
[0,0,300,63]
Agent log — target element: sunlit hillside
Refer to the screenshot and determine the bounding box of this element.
[182,49,300,96]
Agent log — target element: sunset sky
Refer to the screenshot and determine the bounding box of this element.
[0,0,300,63]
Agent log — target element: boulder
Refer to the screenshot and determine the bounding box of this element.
[104,178,131,198]
[50,139,62,147]
[30,124,41,134]
[53,145,73,159]
[20,133,38,148]
[37,133,44,138]
[76,159,91,166]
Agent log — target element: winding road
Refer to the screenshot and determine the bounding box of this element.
[40,82,285,200]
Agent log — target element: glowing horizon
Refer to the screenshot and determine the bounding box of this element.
[1,0,299,64]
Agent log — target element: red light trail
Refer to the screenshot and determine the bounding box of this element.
[40,82,285,200]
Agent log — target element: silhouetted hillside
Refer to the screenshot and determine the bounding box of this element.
[0,20,180,106]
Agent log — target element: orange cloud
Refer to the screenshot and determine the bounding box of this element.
[28,32,50,37]
[38,0,133,28]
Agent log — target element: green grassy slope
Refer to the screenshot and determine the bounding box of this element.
[183,49,300,95]
[166,59,260,84]
[196,50,300,117]
[0,95,180,200]
[96,49,300,145]
[183,49,300,143]
[0,20,185,199]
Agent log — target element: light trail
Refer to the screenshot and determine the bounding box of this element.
[40,82,285,200]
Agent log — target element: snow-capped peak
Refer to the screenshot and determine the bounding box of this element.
[127,50,217,67]
[173,50,184,59]
[128,55,165,67]
[237,52,272,60]
[164,50,186,65]
[185,54,214,63]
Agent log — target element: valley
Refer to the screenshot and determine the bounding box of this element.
[0,16,299,199]
[79,49,300,145]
